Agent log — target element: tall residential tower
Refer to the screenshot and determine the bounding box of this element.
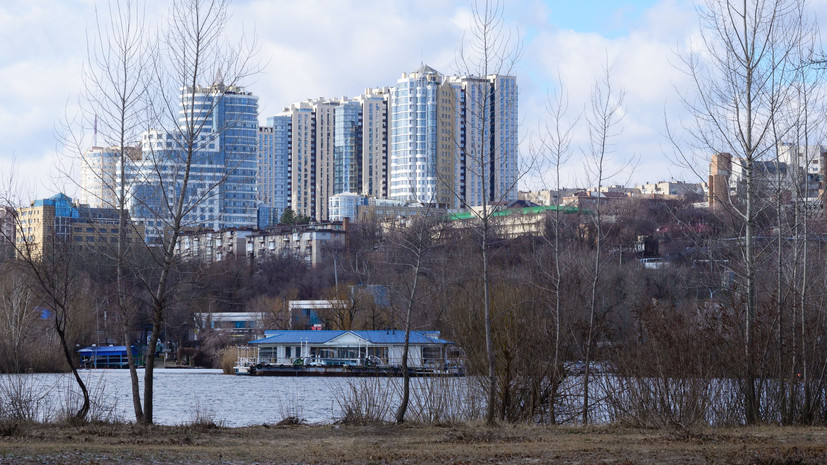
[389,65,518,208]
[127,82,259,243]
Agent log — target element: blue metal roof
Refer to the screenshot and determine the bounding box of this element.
[78,345,131,355]
[250,330,451,345]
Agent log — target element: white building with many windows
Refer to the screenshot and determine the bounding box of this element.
[390,65,518,208]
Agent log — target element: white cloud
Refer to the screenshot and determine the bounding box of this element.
[2,0,823,201]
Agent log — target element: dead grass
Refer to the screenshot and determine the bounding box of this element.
[0,422,825,464]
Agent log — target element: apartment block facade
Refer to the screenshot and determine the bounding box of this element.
[389,65,518,208]
[15,193,143,260]
[175,223,346,266]
[125,82,258,244]
[260,88,391,222]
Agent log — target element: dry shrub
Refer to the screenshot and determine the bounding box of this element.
[404,377,485,424]
[0,374,54,423]
[55,373,120,424]
[184,399,224,430]
[604,300,720,431]
[219,346,240,374]
[333,378,393,424]
[275,395,305,425]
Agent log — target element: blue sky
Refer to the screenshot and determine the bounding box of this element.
[1,0,825,201]
[544,0,661,37]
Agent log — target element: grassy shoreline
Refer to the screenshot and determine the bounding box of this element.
[1,422,826,464]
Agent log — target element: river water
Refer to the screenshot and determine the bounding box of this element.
[0,369,482,427]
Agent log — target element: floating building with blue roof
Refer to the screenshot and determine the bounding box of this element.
[240,329,460,375]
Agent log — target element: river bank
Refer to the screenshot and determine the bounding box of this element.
[1,422,826,464]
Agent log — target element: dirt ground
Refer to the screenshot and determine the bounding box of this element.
[1,422,826,464]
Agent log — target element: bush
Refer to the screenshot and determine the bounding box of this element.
[218,346,239,374]
[333,378,393,425]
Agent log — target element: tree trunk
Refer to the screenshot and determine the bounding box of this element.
[143,316,162,424]
[55,318,89,421]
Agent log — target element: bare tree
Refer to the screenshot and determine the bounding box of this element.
[64,0,151,423]
[127,0,257,424]
[675,0,809,424]
[453,0,522,426]
[532,74,578,422]
[581,62,625,424]
[382,214,441,423]
[2,214,91,421]
[0,265,38,373]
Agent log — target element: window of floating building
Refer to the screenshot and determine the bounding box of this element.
[258,347,276,363]
[368,347,388,363]
[422,346,442,365]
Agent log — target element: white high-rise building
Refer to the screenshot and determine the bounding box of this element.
[81,146,130,209]
[389,65,518,208]
[389,65,458,207]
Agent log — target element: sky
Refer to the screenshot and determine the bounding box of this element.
[2,0,827,202]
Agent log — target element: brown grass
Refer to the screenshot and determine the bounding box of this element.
[0,422,826,464]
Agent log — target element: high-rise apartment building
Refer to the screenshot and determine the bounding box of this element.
[190,83,259,228]
[389,65,457,207]
[257,116,291,226]
[390,65,518,208]
[81,146,118,209]
[127,82,258,243]
[266,92,386,223]
[447,73,518,207]
[257,68,517,224]
[357,88,390,199]
[81,146,141,209]
[315,100,337,222]
[333,100,363,195]
[279,99,339,222]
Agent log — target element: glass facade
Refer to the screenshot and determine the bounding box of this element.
[126,85,259,244]
[333,101,363,195]
[258,115,291,226]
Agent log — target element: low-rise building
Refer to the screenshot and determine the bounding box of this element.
[250,329,454,368]
[636,181,703,198]
[175,222,348,266]
[447,204,582,239]
[328,192,368,221]
[518,188,583,206]
[194,312,268,342]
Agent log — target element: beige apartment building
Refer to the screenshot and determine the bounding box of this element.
[357,88,390,199]
[15,193,143,260]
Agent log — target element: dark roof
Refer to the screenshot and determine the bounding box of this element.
[508,200,538,208]
[250,330,451,345]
